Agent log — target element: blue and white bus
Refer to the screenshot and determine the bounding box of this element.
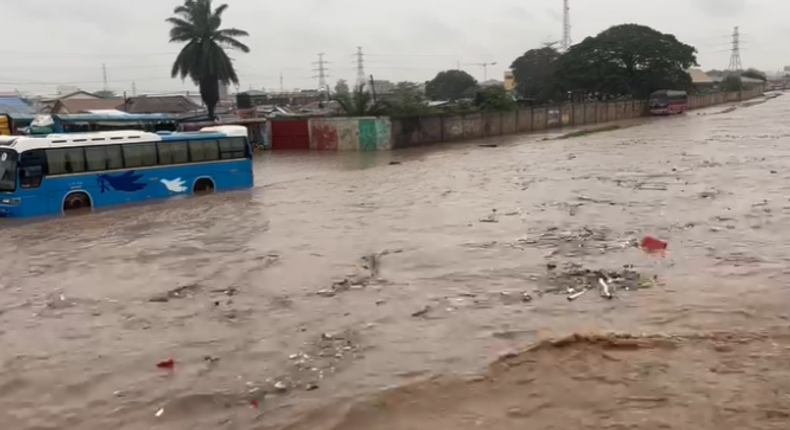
[0,125,253,218]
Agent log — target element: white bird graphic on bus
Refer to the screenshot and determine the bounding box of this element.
[161,178,187,193]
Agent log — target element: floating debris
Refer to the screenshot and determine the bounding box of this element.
[156,359,175,369]
[567,289,587,301]
[545,263,656,299]
[641,236,668,253]
[149,284,201,303]
[155,408,164,418]
[598,278,613,299]
[479,209,499,223]
[412,306,432,318]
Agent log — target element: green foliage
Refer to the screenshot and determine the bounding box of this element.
[741,68,767,82]
[510,46,561,103]
[474,86,516,111]
[426,70,478,101]
[721,74,743,92]
[335,84,378,116]
[552,24,697,99]
[334,79,350,95]
[383,81,429,115]
[94,90,118,99]
[166,0,250,119]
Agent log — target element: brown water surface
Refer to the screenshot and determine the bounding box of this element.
[1,97,789,429]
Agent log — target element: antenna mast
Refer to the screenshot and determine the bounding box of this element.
[355,47,366,89]
[561,0,572,51]
[728,26,743,71]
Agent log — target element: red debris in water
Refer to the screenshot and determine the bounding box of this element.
[251,400,259,409]
[641,236,668,252]
[156,359,175,369]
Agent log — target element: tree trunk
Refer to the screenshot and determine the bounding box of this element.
[199,75,220,120]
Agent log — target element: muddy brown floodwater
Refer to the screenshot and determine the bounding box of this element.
[2,96,790,430]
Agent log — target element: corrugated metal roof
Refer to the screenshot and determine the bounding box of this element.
[688,69,714,84]
[0,98,35,115]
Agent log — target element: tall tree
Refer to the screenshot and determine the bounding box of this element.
[741,68,767,82]
[426,70,478,101]
[94,90,118,99]
[510,46,561,103]
[334,79,350,95]
[474,86,516,111]
[167,0,250,119]
[721,75,743,92]
[384,81,428,114]
[553,24,697,99]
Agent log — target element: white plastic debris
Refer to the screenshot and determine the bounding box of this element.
[598,278,613,299]
[155,408,164,418]
[567,289,587,301]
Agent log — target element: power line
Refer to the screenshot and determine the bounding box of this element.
[728,26,743,70]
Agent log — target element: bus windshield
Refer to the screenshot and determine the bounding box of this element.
[0,149,17,192]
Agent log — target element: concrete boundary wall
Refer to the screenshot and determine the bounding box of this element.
[270,89,764,150]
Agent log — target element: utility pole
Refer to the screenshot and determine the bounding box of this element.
[476,62,497,81]
[561,0,572,51]
[355,47,366,89]
[369,75,378,107]
[102,63,108,91]
[728,26,743,71]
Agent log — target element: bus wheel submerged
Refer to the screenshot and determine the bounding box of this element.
[193,178,215,195]
[63,192,92,213]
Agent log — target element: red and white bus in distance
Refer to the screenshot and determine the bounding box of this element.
[649,90,688,115]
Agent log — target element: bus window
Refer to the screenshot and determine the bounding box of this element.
[85,145,123,171]
[123,144,158,168]
[19,150,45,189]
[219,138,247,159]
[0,150,17,191]
[47,148,86,175]
[158,142,189,165]
[189,140,220,162]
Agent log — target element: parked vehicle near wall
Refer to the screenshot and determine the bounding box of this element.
[24,113,178,135]
[649,90,688,115]
[0,125,253,218]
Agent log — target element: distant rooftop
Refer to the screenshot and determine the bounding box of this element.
[0,98,35,115]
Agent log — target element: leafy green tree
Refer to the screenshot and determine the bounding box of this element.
[741,68,767,81]
[167,0,250,119]
[426,70,478,101]
[334,79,350,95]
[553,24,697,99]
[383,81,429,115]
[510,46,561,103]
[721,74,743,92]
[94,90,118,99]
[474,86,516,111]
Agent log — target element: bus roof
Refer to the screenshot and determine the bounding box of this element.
[53,113,177,123]
[650,89,688,97]
[3,125,247,153]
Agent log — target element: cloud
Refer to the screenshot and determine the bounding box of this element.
[694,0,747,16]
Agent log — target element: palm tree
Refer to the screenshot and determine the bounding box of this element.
[335,84,377,116]
[166,0,250,119]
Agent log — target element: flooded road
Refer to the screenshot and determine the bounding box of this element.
[3,96,790,429]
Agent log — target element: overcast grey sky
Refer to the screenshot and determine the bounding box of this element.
[2,0,788,95]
